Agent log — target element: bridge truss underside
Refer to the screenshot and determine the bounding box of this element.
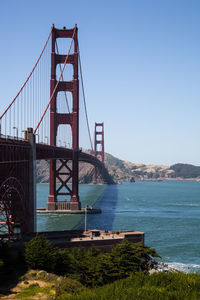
[0,139,32,235]
[0,138,113,235]
[36,143,113,184]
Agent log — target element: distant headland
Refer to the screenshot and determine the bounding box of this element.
[36,152,200,184]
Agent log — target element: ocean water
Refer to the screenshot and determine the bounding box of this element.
[37,181,200,273]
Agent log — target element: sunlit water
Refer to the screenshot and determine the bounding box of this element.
[37,181,200,273]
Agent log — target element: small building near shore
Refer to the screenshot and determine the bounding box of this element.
[66,229,144,251]
[1,229,144,255]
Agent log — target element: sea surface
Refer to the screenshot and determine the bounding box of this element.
[37,181,200,273]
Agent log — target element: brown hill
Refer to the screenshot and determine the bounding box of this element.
[36,152,176,184]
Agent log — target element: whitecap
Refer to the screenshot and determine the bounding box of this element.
[170,203,200,207]
[126,197,131,201]
[166,262,200,273]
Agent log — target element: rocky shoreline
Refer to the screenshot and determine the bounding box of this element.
[149,262,178,274]
[137,177,200,182]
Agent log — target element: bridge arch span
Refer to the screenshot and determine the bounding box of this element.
[36,144,114,184]
[0,177,28,235]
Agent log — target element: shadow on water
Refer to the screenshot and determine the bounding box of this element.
[77,184,119,231]
[36,183,118,232]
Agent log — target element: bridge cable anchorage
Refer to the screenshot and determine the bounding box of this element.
[55,40,70,114]
[0,28,53,121]
[34,25,77,134]
[77,42,94,151]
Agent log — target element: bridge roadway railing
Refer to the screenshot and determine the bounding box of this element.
[0,136,114,184]
[36,143,114,184]
[0,136,31,164]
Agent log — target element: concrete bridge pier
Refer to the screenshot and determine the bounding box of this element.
[24,128,36,233]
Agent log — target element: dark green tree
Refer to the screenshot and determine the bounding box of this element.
[24,234,57,272]
[54,249,72,275]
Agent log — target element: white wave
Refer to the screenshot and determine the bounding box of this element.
[125,197,133,201]
[170,203,200,207]
[166,262,200,273]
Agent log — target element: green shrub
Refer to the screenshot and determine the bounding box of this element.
[68,246,101,286]
[14,283,43,299]
[67,272,200,300]
[54,249,72,276]
[36,270,59,282]
[55,277,87,298]
[87,241,156,286]
[24,234,58,272]
[24,236,160,288]
[67,241,159,287]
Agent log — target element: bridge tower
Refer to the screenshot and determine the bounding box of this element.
[47,25,80,211]
[94,122,105,184]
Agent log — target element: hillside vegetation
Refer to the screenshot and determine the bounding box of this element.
[0,236,159,299]
[170,163,200,178]
[36,153,200,184]
[69,272,200,300]
[1,236,200,299]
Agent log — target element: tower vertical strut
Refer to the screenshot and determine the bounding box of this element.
[47,25,81,211]
[94,122,105,184]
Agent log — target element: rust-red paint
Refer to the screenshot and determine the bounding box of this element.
[94,122,105,184]
[0,138,32,234]
[47,25,80,210]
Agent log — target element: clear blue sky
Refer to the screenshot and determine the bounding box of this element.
[1,0,200,166]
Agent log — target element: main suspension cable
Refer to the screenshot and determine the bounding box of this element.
[78,42,93,151]
[0,28,53,120]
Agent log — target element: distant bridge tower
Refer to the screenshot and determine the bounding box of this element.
[47,25,80,211]
[94,122,105,184]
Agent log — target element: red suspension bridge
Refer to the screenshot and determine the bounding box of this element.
[0,25,113,236]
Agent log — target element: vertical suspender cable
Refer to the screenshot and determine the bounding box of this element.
[0,29,52,122]
[42,52,44,142]
[77,43,93,151]
[21,93,22,137]
[0,28,52,139]
[18,92,19,137]
[29,76,31,128]
[32,70,34,136]
[38,59,40,140]
[37,62,39,139]
[9,106,11,136]
[13,101,15,134]
[24,85,26,132]
[5,114,6,137]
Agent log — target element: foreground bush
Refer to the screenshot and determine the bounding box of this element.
[0,240,27,285]
[68,272,200,300]
[24,234,58,272]
[17,270,87,299]
[24,236,159,287]
[70,240,159,287]
[55,276,87,298]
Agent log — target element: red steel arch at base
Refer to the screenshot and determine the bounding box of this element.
[0,177,27,235]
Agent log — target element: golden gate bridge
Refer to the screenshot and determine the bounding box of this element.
[0,25,114,237]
